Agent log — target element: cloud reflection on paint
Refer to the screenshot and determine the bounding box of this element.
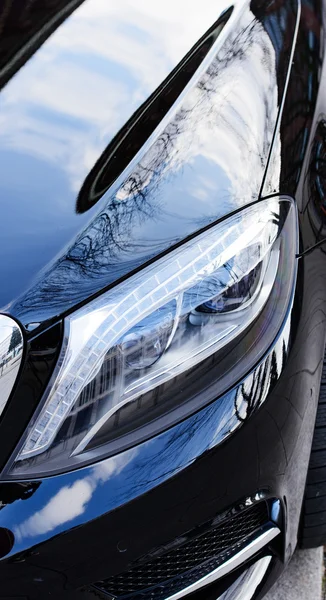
[14,448,139,541]
[10,319,291,551]
[8,3,282,328]
[0,0,231,193]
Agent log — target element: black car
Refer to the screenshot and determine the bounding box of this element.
[0,0,325,598]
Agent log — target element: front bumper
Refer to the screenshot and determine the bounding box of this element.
[0,249,325,600]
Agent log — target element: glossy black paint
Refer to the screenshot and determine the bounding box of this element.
[0,322,291,589]
[0,0,297,330]
[0,326,292,553]
[0,252,324,600]
[0,0,325,599]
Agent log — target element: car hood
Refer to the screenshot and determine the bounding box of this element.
[0,0,298,332]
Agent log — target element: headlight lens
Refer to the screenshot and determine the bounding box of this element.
[8,197,297,477]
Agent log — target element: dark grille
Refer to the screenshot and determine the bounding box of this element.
[95,501,269,599]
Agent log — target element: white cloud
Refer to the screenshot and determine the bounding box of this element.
[18,64,128,125]
[15,479,93,541]
[92,448,139,483]
[0,0,231,193]
[14,448,139,542]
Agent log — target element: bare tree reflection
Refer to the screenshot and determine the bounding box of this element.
[114,332,289,501]
[278,0,322,194]
[11,6,285,326]
[235,359,269,422]
[76,10,233,214]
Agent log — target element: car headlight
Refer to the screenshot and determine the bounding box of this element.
[7,197,297,477]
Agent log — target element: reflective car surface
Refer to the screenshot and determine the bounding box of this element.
[0,1,325,599]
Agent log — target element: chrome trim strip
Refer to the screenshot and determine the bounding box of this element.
[165,526,280,600]
[217,556,272,600]
[0,315,23,417]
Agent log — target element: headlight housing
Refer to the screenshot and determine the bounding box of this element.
[7,197,297,478]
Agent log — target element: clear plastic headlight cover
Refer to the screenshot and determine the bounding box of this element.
[9,197,297,477]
